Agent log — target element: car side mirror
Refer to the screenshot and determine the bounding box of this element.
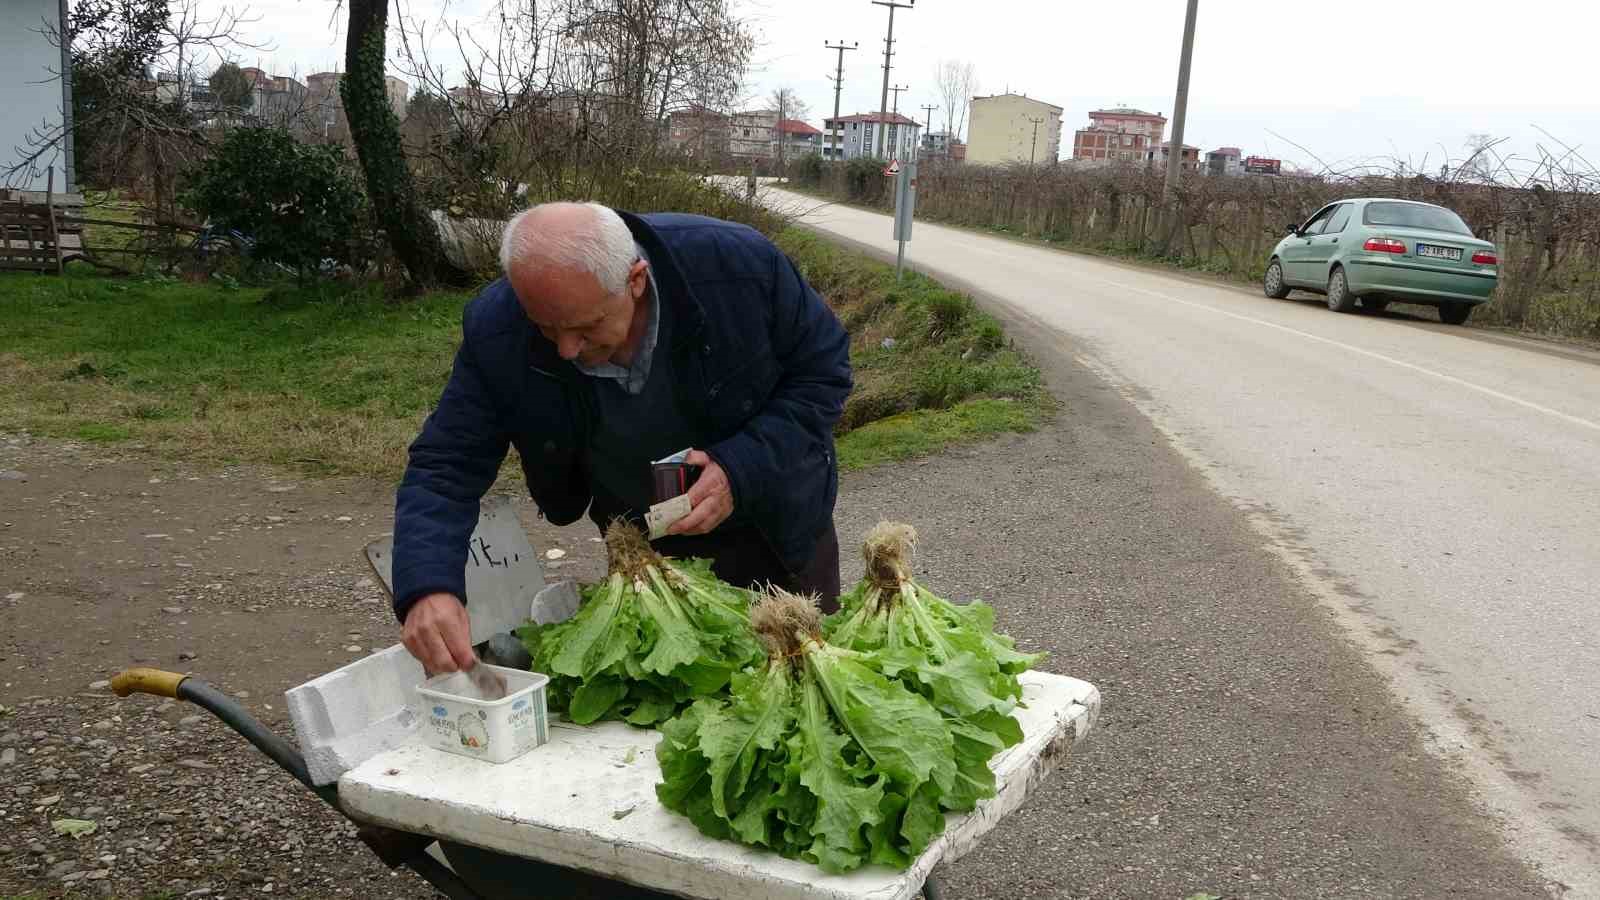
[1285,223,1300,235]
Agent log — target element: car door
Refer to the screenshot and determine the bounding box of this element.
[1282,205,1336,285]
[1302,203,1352,285]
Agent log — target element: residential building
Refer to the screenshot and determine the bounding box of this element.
[729,109,778,160]
[1147,141,1201,173]
[820,113,921,161]
[775,119,822,158]
[1071,107,1167,165]
[1206,146,1243,176]
[966,93,1063,165]
[666,106,730,157]
[306,72,348,140]
[1,0,74,192]
[920,131,967,162]
[385,75,410,120]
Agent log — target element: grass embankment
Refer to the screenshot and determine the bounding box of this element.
[0,233,1046,477]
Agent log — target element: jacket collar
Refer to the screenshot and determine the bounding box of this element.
[617,210,707,350]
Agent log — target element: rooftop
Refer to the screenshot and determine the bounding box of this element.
[972,92,1064,112]
[776,119,821,135]
[1090,107,1165,120]
[826,112,921,126]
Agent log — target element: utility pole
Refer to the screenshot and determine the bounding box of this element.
[871,0,914,159]
[825,40,858,163]
[920,102,938,157]
[887,83,909,160]
[1162,0,1199,253]
[1027,116,1045,167]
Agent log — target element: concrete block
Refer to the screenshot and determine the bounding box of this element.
[286,643,425,786]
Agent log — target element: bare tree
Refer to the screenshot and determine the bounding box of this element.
[768,86,808,175]
[932,58,976,140]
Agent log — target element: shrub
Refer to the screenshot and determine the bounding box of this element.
[183,127,367,277]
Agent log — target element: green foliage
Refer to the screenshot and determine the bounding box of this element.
[826,523,1042,757]
[517,524,764,726]
[842,157,890,205]
[792,153,825,187]
[183,127,366,274]
[209,62,253,109]
[656,591,983,873]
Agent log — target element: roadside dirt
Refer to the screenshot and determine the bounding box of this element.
[0,373,1560,899]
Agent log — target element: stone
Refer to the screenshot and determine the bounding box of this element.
[92,720,114,731]
[4,592,23,601]
[48,859,82,878]
[0,469,28,481]
[176,759,214,771]
[162,607,183,615]
[154,812,179,825]
[89,680,111,691]
[233,691,250,700]
[179,715,205,728]
[345,645,363,653]
[87,869,111,880]
[0,731,19,744]
[85,806,106,816]
[30,841,48,854]
[335,515,353,522]
[178,650,199,661]
[38,765,60,781]
[129,764,153,774]
[0,748,15,766]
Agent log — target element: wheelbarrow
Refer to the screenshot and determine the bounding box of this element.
[108,656,1098,900]
[107,498,1100,898]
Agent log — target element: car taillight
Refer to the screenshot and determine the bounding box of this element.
[1472,250,1498,265]
[1363,237,1406,254]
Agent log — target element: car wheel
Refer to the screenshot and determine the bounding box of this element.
[1438,302,1472,325]
[1325,267,1357,313]
[1362,297,1390,313]
[1263,260,1290,299]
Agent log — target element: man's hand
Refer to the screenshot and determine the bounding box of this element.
[667,450,734,536]
[401,592,476,675]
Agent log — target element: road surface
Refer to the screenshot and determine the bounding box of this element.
[762,184,1600,890]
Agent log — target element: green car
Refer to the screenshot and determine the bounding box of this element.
[1263,198,1498,324]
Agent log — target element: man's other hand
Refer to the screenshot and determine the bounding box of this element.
[402,592,475,674]
[668,450,734,536]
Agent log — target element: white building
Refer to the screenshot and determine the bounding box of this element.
[820,113,921,162]
[1,0,74,193]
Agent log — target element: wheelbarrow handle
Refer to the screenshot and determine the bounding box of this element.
[111,667,188,698]
[107,669,487,900]
[110,667,337,805]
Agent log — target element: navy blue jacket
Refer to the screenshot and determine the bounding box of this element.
[390,211,852,621]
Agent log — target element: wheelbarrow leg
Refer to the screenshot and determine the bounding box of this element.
[112,668,486,900]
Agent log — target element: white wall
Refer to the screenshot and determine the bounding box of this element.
[2,0,73,192]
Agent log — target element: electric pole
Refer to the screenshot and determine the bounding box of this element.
[871,0,914,159]
[1027,115,1045,167]
[886,84,909,160]
[1162,0,1199,252]
[920,103,938,158]
[825,40,858,162]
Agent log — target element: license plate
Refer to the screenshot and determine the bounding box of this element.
[1415,243,1463,261]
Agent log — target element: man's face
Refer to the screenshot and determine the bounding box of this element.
[510,260,649,367]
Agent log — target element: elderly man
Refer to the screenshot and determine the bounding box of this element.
[393,202,852,675]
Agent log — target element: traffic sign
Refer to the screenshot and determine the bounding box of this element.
[884,159,900,177]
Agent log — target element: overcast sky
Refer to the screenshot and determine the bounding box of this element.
[232,0,1600,174]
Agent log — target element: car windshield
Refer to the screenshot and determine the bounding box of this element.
[1363,202,1471,235]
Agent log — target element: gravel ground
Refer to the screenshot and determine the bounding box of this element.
[0,335,1562,900]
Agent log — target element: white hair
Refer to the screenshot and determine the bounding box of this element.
[499,201,635,295]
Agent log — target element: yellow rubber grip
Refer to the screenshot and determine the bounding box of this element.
[111,668,188,699]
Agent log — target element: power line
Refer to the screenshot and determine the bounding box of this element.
[825,40,858,163]
[870,0,914,159]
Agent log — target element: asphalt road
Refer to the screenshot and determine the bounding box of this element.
[762,184,1600,893]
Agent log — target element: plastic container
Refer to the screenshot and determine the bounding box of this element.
[416,666,550,764]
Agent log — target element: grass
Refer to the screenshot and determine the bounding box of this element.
[0,230,1046,479]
